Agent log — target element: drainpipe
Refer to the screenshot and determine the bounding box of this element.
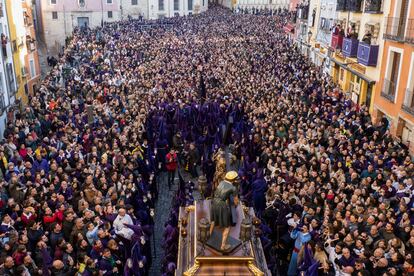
[101,0,104,27]
[63,2,67,37]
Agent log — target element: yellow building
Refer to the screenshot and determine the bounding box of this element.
[330,0,389,113]
[5,0,28,104]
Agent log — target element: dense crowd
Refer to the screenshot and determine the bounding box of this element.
[0,5,413,276]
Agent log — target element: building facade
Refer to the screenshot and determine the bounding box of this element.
[294,1,309,56]
[5,0,28,105]
[36,0,121,55]
[330,0,388,113]
[307,0,337,74]
[149,0,208,19]
[234,0,289,12]
[373,0,414,152]
[22,0,41,96]
[37,0,208,55]
[289,0,299,11]
[0,0,18,135]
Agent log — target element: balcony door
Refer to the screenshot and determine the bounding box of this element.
[77,17,89,28]
[396,0,409,37]
[387,51,401,97]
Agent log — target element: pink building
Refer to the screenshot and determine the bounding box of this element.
[289,0,299,11]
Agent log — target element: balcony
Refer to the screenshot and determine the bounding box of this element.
[402,89,414,116]
[331,34,344,49]
[347,0,363,12]
[406,19,414,44]
[337,0,347,11]
[384,17,406,42]
[364,0,382,13]
[297,5,309,20]
[381,79,396,102]
[342,37,359,57]
[336,0,363,12]
[357,42,379,66]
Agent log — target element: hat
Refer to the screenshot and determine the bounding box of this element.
[225,171,238,181]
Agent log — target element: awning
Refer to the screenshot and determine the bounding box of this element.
[283,23,295,33]
[330,57,376,85]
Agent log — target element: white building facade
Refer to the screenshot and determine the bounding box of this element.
[37,0,208,55]
[148,0,208,19]
[36,0,121,55]
[312,0,337,74]
[234,0,289,11]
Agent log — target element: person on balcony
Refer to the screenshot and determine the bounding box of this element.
[362,31,372,45]
[332,24,344,37]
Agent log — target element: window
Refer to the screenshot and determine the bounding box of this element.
[6,63,15,93]
[0,3,3,18]
[132,0,138,5]
[50,0,57,4]
[159,0,164,11]
[319,18,331,32]
[0,87,5,112]
[174,0,179,10]
[108,11,113,18]
[78,0,86,7]
[402,55,414,111]
[52,11,58,20]
[107,0,113,3]
[311,8,316,27]
[29,59,36,78]
[188,0,193,10]
[12,40,17,53]
[382,51,402,102]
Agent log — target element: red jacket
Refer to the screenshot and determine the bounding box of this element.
[166,152,178,171]
[21,213,36,226]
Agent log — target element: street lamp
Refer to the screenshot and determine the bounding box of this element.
[197,175,207,200]
[197,218,211,256]
[239,218,252,256]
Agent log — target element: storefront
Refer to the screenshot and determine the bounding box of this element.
[331,53,376,111]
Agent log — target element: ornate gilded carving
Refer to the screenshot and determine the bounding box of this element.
[183,260,200,276]
[247,261,265,276]
[185,205,195,212]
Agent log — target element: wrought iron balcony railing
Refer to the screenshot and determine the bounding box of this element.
[384,17,406,41]
[336,0,363,12]
[337,0,347,11]
[364,0,382,13]
[402,88,414,116]
[347,0,363,12]
[297,5,309,20]
[381,79,396,102]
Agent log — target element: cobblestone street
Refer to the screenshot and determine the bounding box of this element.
[148,172,178,276]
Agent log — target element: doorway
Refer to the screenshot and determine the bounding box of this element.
[77,17,89,28]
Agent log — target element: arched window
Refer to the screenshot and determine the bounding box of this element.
[79,0,86,7]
